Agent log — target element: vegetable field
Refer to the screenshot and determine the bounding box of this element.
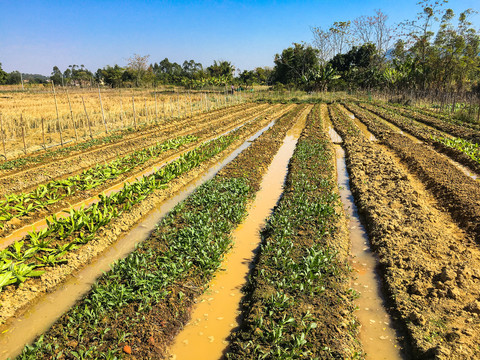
[0,96,479,360]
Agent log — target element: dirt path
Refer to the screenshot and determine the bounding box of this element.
[329,103,480,359]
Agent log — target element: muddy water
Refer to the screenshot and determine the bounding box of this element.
[446,158,479,180]
[334,145,404,360]
[0,120,278,360]
[345,111,377,141]
[0,122,251,250]
[168,110,309,360]
[323,113,343,143]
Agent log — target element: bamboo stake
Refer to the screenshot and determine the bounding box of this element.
[22,124,27,154]
[0,113,6,159]
[65,89,78,142]
[52,82,64,146]
[144,97,149,123]
[98,86,108,134]
[82,96,93,139]
[41,117,46,149]
[132,95,137,129]
[119,92,124,126]
[154,91,158,124]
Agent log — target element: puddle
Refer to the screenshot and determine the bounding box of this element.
[334,145,405,360]
[167,107,310,360]
[345,110,377,141]
[324,112,343,143]
[445,157,479,180]
[0,119,279,360]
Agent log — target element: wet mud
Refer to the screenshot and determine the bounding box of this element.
[0,105,295,332]
[330,103,480,359]
[168,106,310,360]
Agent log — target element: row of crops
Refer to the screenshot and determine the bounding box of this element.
[0,135,198,228]
[0,132,240,294]
[14,105,307,359]
[228,105,362,359]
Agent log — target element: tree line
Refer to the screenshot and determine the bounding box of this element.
[273,1,480,94]
[1,0,478,94]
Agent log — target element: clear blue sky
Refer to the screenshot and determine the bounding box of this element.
[1,0,479,75]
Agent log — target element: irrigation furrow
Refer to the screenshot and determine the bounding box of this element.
[6,105,306,360]
[376,102,480,142]
[0,102,251,175]
[0,104,288,239]
[339,103,480,241]
[350,102,480,175]
[0,103,268,197]
[329,104,480,358]
[227,105,364,359]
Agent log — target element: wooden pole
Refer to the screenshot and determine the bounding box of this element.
[98,86,108,134]
[65,89,78,142]
[81,96,93,139]
[119,92,124,126]
[52,82,64,146]
[144,97,149,123]
[41,117,46,149]
[132,95,137,129]
[0,113,6,159]
[22,124,27,155]
[154,91,158,124]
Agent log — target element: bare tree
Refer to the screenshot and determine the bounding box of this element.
[311,21,352,63]
[329,21,352,56]
[127,54,150,86]
[352,10,393,56]
[311,26,333,65]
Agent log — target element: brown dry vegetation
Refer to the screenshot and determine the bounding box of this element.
[0,88,248,158]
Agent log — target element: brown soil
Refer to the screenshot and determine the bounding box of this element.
[0,103,266,197]
[329,104,480,359]
[0,104,296,327]
[342,103,480,241]
[0,104,285,239]
[377,102,480,144]
[351,102,480,176]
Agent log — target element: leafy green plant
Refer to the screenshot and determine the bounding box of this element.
[0,135,198,229]
[0,132,237,294]
[434,136,480,164]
